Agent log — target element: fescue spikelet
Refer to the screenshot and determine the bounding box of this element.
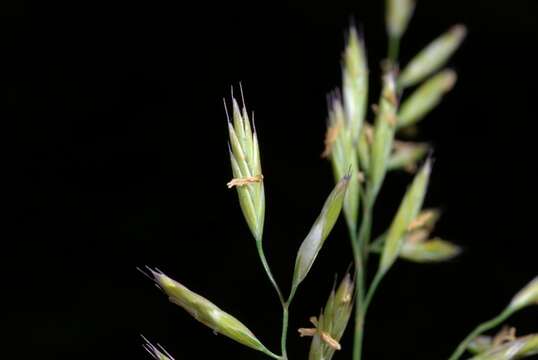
[370,72,399,200]
[148,269,269,354]
[398,69,457,129]
[386,0,415,40]
[398,25,466,89]
[379,159,431,273]
[324,96,360,233]
[292,177,349,289]
[342,27,368,144]
[387,140,429,173]
[142,336,175,360]
[400,237,461,263]
[299,274,355,360]
[508,277,538,312]
[370,208,459,263]
[226,93,265,242]
[469,334,538,360]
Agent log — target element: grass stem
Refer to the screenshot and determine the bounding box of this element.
[388,36,400,64]
[280,305,290,359]
[255,239,285,305]
[447,308,514,360]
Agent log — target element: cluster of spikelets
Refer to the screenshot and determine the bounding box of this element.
[139,1,538,359]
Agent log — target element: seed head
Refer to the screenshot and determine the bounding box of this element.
[342,26,368,144]
[399,25,466,89]
[398,69,458,129]
[292,177,349,289]
[400,237,461,263]
[324,96,360,233]
[379,159,431,273]
[386,0,416,40]
[509,277,538,312]
[226,92,265,242]
[148,269,268,353]
[300,274,354,360]
[387,140,429,173]
[369,72,399,200]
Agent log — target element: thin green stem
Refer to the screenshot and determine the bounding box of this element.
[255,240,285,305]
[353,271,384,360]
[447,308,514,360]
[279,287,298,360]
[388,36,400,64]
[255,239,288,360]
[364,271,383,313]
[358,204,373,264]
[353,193,373,360]
[280,305,289,360]
[351,227,365,360]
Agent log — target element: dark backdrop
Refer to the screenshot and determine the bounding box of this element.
[4,0,537,359]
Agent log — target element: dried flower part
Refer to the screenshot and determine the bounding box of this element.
[292,177,349,289]
[226,95,265,242]
[303,274,354,360]
[379,159,431,273]
[299,319,342,352]
[509,277,538,312]
[386,0,416,39]
[325,97,360,233]
[149,269,268,353]
[400,237,461,263]
[370,73,399,200]
[469,334,538,360]
[142,336,175,360]
[321,117,344,158]
[226,175,264,188]
[492,327,517,347]
[399,25,467,89]
[387,140,429,173]
[398,69,457,129]
[369,208,441,250]
[343,26,368,144]
[407,208,438,231]
[468,327,518,355]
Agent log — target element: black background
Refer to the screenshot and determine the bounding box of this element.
[4,0,538,359]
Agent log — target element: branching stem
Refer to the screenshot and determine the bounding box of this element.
[255,239,285,305]
[447,308,514,360]
[255,238,290,359]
